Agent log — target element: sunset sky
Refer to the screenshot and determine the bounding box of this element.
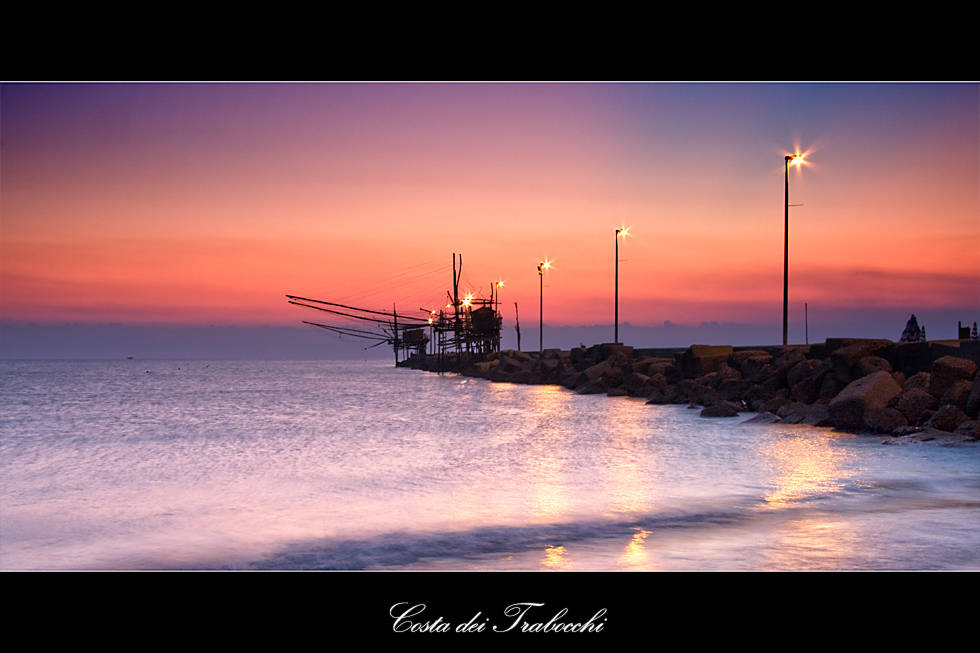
[2,83,977,347]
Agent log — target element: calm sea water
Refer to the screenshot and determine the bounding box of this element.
[1,359,977,570]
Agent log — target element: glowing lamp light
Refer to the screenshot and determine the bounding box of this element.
[537,259,553,352]
[782,148,810,345]
[615,226,631,345]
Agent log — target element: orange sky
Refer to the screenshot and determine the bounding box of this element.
[2,83,977,339]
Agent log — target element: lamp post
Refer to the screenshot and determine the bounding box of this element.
[783,154,804,346]
[615,227,629,345]
[495,280,504,352]
[538,260,551,352]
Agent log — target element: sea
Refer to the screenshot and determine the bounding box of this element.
[2,359,978,571]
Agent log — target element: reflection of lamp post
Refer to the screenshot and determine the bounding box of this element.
[538,260,551,352]
[783,154,804,346]
[615,227,629,345]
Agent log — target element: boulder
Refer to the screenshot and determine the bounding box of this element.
[741,412,780,424]
[498,355,525,374]
[863,407,908,433]
[966,376,980,419]
[728,350,771,371]
[569,347,588,363]
[740,356,773,383]
[926,405,968,432]
[776,402,809,419]
[646,373,669,393]
[675,345,734,378]
[940,379,972,410]
[929,356,977,399]
[904,372,930,392]
[622,372,650,393]
[830,340,892,383]
[895,388,939,424]
[828,371,903,430]
[787,359,824,388]
[802,403,833,427]
[701,403,740,417]
[853,356,893,379]
[953,420,980,440]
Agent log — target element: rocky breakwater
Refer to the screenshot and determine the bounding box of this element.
[400,337,980,442]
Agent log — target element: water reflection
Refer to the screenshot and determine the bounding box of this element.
[758,429,857,566]
[524,386,571,522]
[620,528,651,569]
[543,544,567,568]
[594,398,653,516]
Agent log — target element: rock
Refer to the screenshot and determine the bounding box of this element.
[819,375,843,401]
[787,359,824,388]
[831,340,892,383]
[740,356,773,383]
[700,404,740,417]
[903,372,931,392]
[926,405,968,432]
[966,376,980,419]
[886,427,976,445]
[853,356,893,379]
[916,409,936,427]
[662,383,692,404]
[790,377,822,405]
[621,372,650,393]
[498,355,525,374]
[802,403,833,427]
[780,413,807,424]
[864,407,908,433]
[580,360,612,383]
[646,373,669,393]
[645,390,667,405]
[776,402,809,419]
[891,425,920,436]
[828,371,903,430]
[941,379,972,410]
[577,379,608,394]
[727,350,771,372]
[759,393,791,415]
[953,420,980,440]
[675,345,734,379]
[773,348,807,383]
[741,412,780,424]
[929,356,977,399]
[600,366,625,388]
[895,389,939,424]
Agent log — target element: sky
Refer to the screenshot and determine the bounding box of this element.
[1,82,978,350]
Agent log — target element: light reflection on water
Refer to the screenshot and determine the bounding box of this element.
[1,359,977,570]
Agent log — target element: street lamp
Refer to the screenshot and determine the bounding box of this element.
[615,227,629,345]
[538,260,551,352]
[495,280,505,352]
[783,153,804,346]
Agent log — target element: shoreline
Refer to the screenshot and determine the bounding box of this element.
[400,338,980,441]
